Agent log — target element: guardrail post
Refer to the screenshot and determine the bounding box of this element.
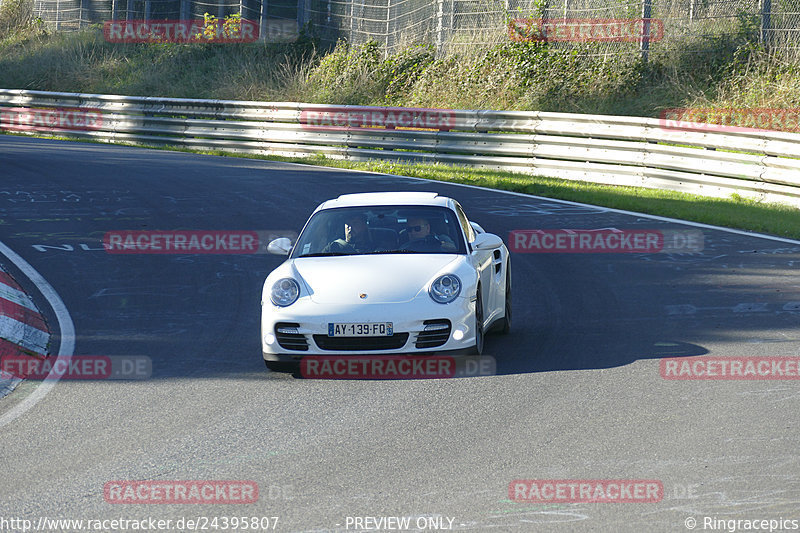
[760,0,772,48]
[385,0,391,59]
[349,0,355,43]
[640,0,652,63]
[260,0,268,41]
[436,0,443,55]
[298,0,309,30]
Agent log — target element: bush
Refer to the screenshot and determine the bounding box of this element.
[381,44,434,104]
[305,39,384,104]
[0,0,40,38]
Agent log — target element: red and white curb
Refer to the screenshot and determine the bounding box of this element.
[0,239,73,429]
[0,269,51,398]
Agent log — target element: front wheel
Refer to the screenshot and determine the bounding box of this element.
[265,360,296,373]
[499,264,511,334]
[472,287,484,355]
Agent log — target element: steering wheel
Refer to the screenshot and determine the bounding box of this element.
[400,235,443,251]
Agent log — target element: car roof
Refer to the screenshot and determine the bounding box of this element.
[313,192,453,212]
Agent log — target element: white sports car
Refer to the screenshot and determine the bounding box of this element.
[261,191,511,370]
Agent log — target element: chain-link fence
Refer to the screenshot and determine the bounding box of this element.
[304,0,800,57]
[18,0,800,56]
[29,0,299,36]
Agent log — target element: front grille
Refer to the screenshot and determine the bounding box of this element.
[313,333,409,351]
[274,322,309,351]
[415,319,452,349]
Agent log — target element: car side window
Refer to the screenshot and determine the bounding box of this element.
[453,203,475,243]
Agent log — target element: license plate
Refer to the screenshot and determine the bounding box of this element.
[328,322,393,337]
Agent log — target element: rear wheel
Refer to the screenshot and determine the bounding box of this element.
[499,264,512,334]
[472,287,484,355]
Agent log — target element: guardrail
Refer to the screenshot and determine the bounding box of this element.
[2,89,800,208]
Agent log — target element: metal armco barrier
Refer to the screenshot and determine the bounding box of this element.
[2,89,800,208]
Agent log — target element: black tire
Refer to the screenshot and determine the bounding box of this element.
[472,287,484,355]
[264,360,295,373]
[499,263,512,335]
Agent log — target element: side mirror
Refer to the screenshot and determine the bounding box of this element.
[267,237,292,255]
[472,232,503,251]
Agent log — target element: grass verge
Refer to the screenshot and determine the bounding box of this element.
[6,130,799,241]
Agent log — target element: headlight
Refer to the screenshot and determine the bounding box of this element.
[270,278,300,307]
[429,274,461,304]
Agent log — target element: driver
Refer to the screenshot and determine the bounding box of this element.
[407,217,432,241]
[323,213,374,253]
[404,217,455,251]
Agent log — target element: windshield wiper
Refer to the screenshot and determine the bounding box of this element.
[365,249,418,254]
[297,252,353,258]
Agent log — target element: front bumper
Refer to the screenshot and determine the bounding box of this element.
[261,296,476,361]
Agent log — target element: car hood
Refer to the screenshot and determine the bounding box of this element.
[291,254,463,304]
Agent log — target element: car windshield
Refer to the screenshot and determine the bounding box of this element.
[290,205,467,258]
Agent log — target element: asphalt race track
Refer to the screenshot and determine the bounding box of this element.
[1,135,800,532]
